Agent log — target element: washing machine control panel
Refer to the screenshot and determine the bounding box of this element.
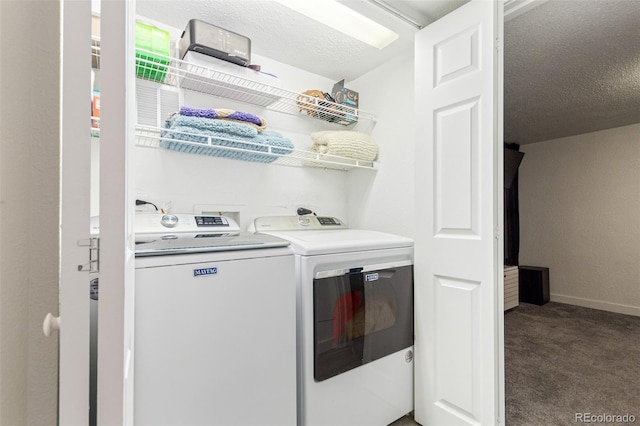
[195,215,230,227]
[136,213,240,241]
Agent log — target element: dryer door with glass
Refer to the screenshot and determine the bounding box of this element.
[313,260,414,381]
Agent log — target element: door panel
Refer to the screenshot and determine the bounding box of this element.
[435,97,479,235]
[434,26,480,86]
[59,1,92,423]
[414,1,504,425]
[434,276,480,418]
[97,1,136,424]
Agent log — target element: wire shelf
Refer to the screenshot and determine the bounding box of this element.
[91,38,378,170]
[131,48,376,127]
[134,125,378,171]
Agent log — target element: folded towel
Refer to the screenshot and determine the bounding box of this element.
[179,106,268,131]
[160,116,293,163]
[165,113,258,137]
[310,130,378,162]
[301,153,362,171]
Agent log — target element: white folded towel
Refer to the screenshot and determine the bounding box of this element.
[310,130,378,162]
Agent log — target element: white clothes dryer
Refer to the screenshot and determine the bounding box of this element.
[252,215,414,426]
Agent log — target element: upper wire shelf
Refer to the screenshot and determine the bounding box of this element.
[149,49,376,127]
[91,39,378,170]
[91,37,376,128]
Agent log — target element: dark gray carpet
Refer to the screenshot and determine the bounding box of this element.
[391,302,640,426]
[505,302,640,425]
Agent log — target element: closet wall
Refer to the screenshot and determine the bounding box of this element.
[518,123,640,316]
[133,52,351,228]
[132,21,415,236]
[348,50,416,238]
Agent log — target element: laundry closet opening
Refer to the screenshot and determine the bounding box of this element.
[502,0,640,423]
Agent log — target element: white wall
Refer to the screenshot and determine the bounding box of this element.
[128,14,414,234]
[519,123,640,316]
[133,51,379,229]
[132,48,416,234]
[347,49,415,238]
[0,1,60,424]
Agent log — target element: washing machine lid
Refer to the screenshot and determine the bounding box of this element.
[252,216,413,256]
[135,232,290,257]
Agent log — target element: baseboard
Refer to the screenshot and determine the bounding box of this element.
[550,293,640,317]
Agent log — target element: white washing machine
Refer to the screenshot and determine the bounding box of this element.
[252,215,414,426]
[133,213,297,426]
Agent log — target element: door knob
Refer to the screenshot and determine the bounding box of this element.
[43,313,61,337]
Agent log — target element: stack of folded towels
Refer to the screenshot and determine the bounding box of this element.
[160,106,294,163]
[306,130,378,169]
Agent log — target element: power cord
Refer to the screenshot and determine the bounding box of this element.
[297,207,316,216]
[136,199,159,211]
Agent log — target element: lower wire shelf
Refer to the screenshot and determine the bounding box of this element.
[134,125,378,171]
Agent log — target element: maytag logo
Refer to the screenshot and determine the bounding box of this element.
[194,267,217,277]
[365,273,379,282]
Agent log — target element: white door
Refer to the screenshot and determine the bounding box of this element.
[414,0,504,425]
[97,1,137,425]
[58,1,135,424]
[58,1,92,424]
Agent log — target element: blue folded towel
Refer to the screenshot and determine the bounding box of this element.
[165,114,258,137]
[160,115,294,163]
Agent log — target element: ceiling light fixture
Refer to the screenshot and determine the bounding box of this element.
[273,0,399,49]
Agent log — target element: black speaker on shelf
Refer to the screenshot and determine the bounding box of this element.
[518,266,550,305]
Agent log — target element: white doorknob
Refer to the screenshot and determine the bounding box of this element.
[43,313,61,337]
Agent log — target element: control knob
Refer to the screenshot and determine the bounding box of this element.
[160,214,179,228]
[298,216,311,226]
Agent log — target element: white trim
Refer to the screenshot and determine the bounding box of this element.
[367,0,423,30]
[504,0,547,22]
[494,2,506,424]
[550,293,640,317]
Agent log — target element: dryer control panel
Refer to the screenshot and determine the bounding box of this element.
[252,215,346,232]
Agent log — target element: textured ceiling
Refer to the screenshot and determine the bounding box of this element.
[135,0,467,81]
[135,0,640,145]
[504,0,640,144]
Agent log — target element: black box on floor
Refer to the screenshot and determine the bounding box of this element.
[518,266,550,305]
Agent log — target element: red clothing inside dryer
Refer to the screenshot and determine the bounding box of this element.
[332,291,362,344]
